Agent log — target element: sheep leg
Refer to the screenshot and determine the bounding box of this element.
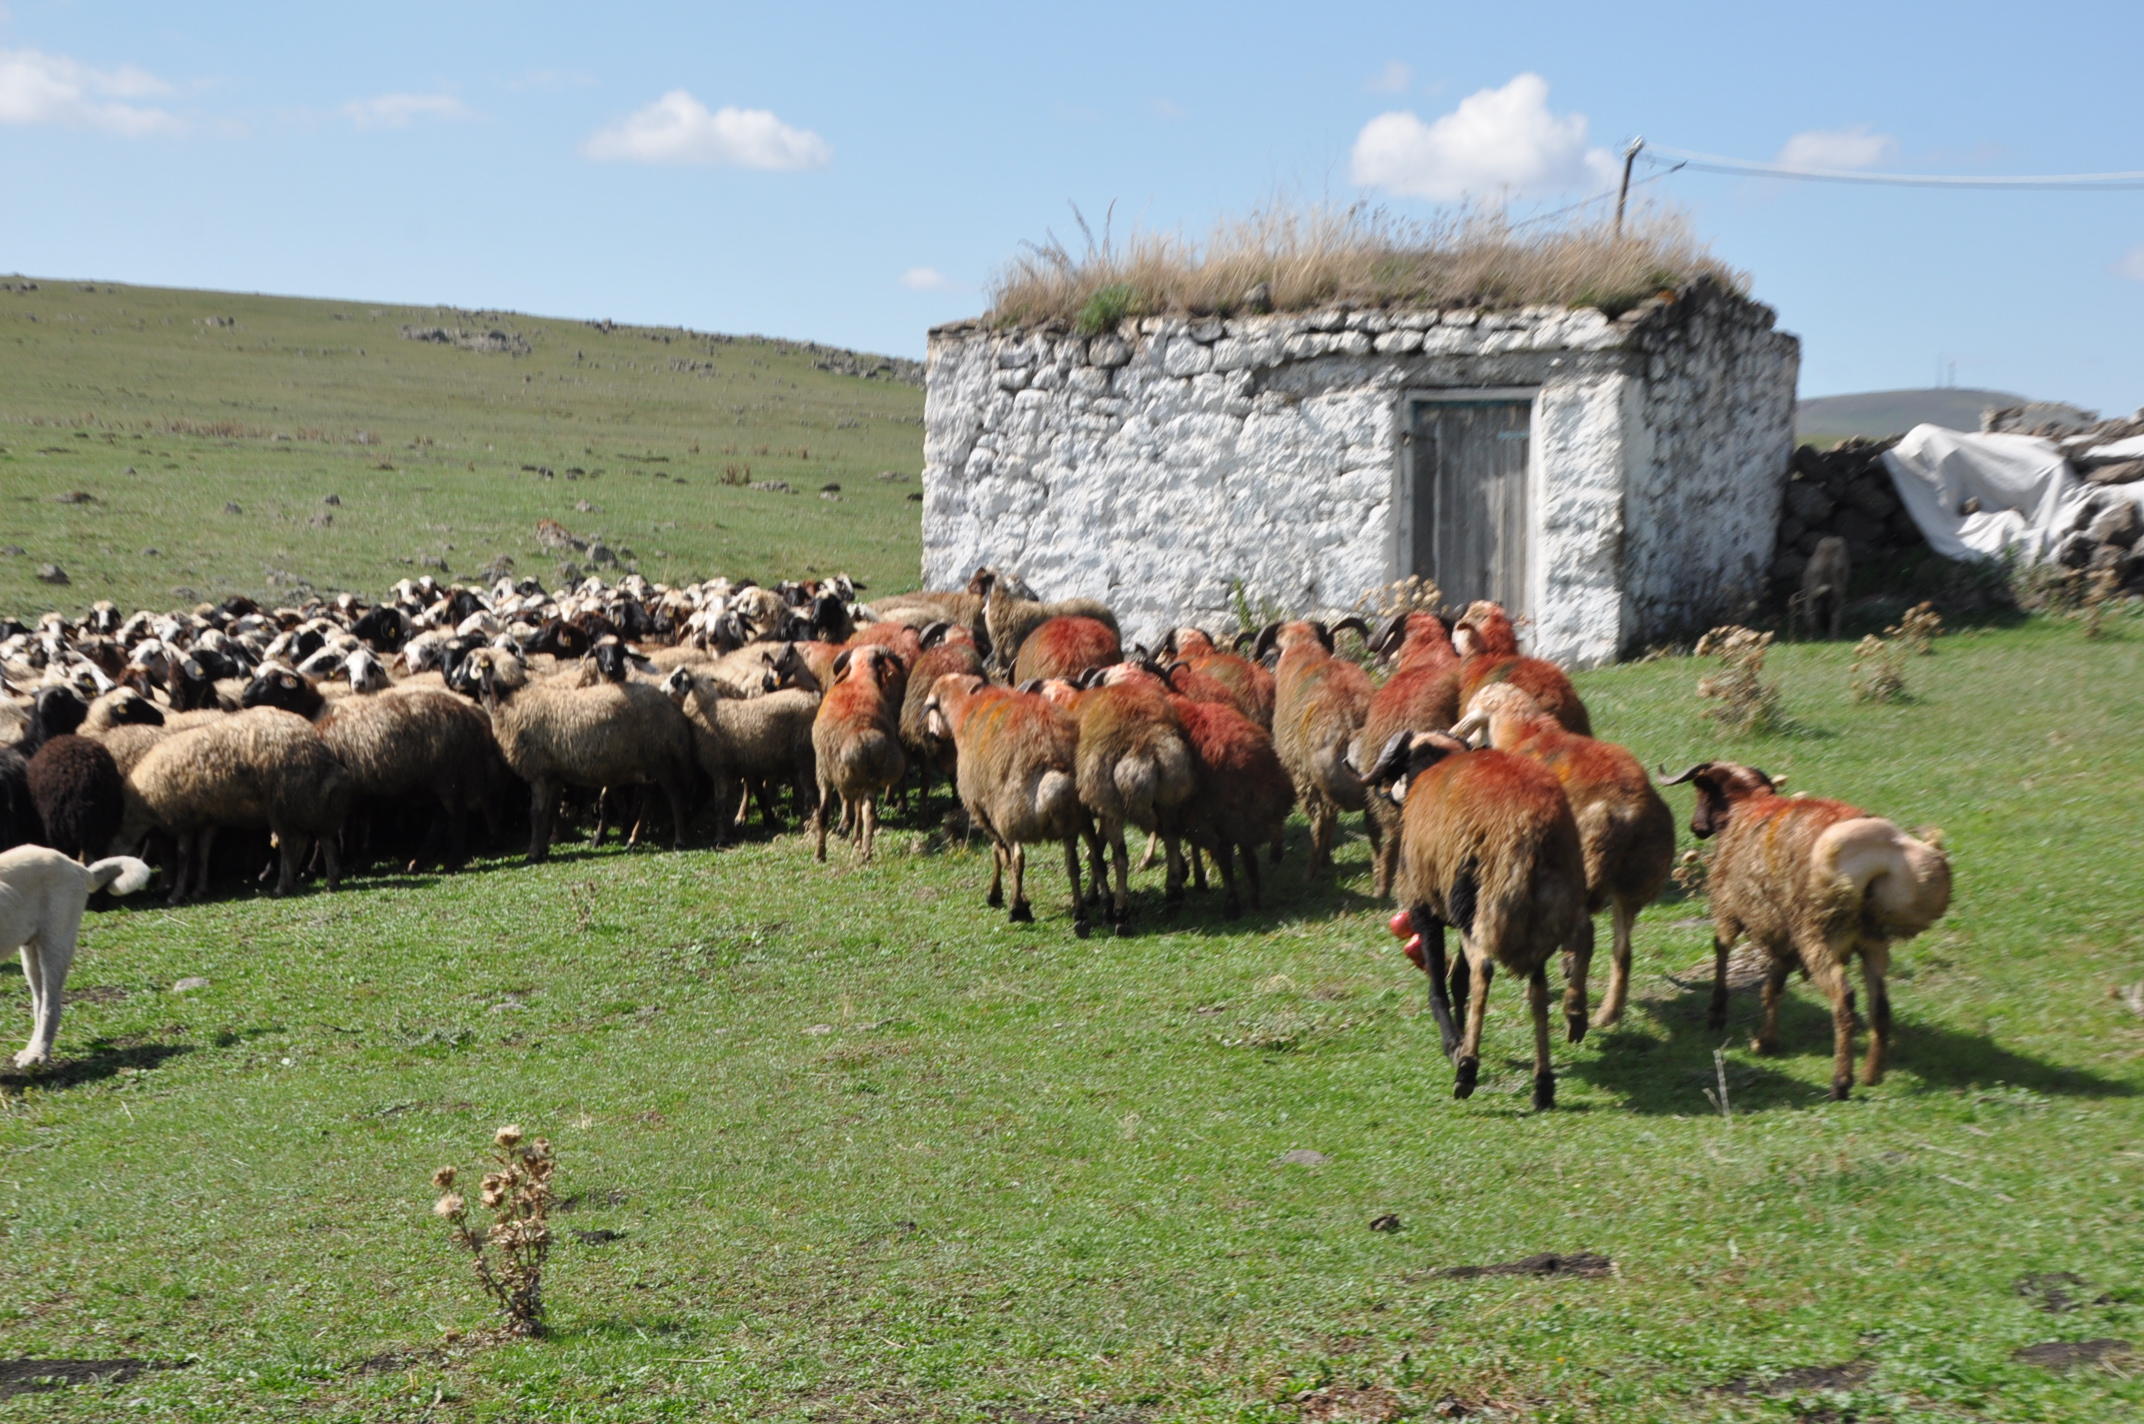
[271,825,304,897]
[1593,898,1638,1030]
[662,779,690,852]
[1707,928,1738,1032]
[1082,828,1108,909]
[590,788,611,847]
[1448,952,1471,1036]
[1238,839,1265,911]
[1371,813,1399,900]
[1137,830,1162,872]
[1861,945,1893,1086]
[1190,841,1209,891]
[812,781,833,863]
[1821,961,1858,1101]
[16,935,51,1068]
[1063,835,1089,939]
[858,795,877,863]
[985,839,1006,908]
[1269,830,1284,866]
[1161,836,1186,906]
[167,829,194,906]
[1307,802,1335,874]
[1109,828,1131,936]
[1413,911,1461,1058]
[1755,958,1791,1056]
[443,794,470,871]
[1007,844,1033,923]
[1211,840,1239,919]
[1453,945,1493,1099]
[192,825,219,901]
[527,779,560,863]
[19,919,76,1069]
[1560,916,1594,1044]
[1528,966,1556,1111]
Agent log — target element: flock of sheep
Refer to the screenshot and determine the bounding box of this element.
[0,565,1951,1105]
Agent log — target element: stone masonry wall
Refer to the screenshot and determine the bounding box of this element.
[922,285,1797,664]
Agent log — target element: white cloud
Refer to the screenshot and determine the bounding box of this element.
[342,93,472,130]
[582,90,830,169]
[1776,125,1896,171]
[899,267,955,292]
[2114,244,2144,282]
[0,46,177,135]
[1350,73,1615,201]
[1365,60,1411,93]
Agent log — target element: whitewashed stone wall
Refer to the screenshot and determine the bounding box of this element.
[922,280,1797,665]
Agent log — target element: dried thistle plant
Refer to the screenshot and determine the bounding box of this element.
[1891,601,1944,654]
[1355,574,1445,621]
[1671,848,1710,899]
[2080,569,2122,640]
[1693,626,1781,733]
[431,1126,556,1337]
[1849,633,1908,703]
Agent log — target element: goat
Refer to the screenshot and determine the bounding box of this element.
[1661,761,1951,1099]
[0,847,153,1067]
[1451,602,1591,736]
[1452,684,1673,1036]
[1368,731,1588,1110]
[1012,615,1122,686]
[1355,612,1462,897]
[1258,618,1375,874]
[923,672,1090,935]
[811,645,907,863]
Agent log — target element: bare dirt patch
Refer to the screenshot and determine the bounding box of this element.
[0,1358,182,1397]
[1425,1252,1614,1280]
[2010,1338,2133,1372]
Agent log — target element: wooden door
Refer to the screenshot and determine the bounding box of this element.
[1406,395,1533,617]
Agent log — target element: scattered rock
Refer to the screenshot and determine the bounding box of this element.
[309,513,333,528]
[53,490,93,504]
[876,470,911,482]
[574,499,600,513]
[820,482,842,493]
[2087,500,2141,549]
[170,977,210,994]
[34,564,67,585]
[223,501,242,514]
[1243,280,1274,315]
[2010,1339,2132,1373]
[1274,1149,1329,1167]
[1368,1213,1402,1233]
[821,491,841,502]
[1426,1252,1614,1280]
[0,545,22,557]
[587,543,616,567]
[140,547,158,556]
[573,1228,624,1245]
[906,491,923,502]
[399,324,531,355]
[749,480,795,494]
[323,493,341,505]
[419,555,449,572]
[536,518,586,552]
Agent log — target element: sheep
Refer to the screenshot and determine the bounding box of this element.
[1660,761,1951,1099]
[127,707,352,902]
[470,650,695,862]
[1055,665,1195,931]
[240,664,505,871]
[1354,612,1463,898]
[0,748,38,852]
[661,669,819,839]
[1451,601,1591,735]
[82,688,167,736]
[0,847,154,1067]
[1367,730,1589,1109]
[15,689,125,863]
[974,570,1119,677]
[898,623,985,816]
[1162,685,1294,919]
[811,644,907,863]
[923,672,1091,935]
[1163,627,1275,726]
[1012,616,1122,686]
[1451,684,1674,1037]
[1258,618,1375,874]
[1797,536,1851,640]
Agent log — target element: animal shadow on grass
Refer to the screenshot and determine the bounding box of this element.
[1569,980,2132,1115]
[0,1039,192,1093]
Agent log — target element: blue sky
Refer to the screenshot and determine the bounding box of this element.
[3,1,2142,411]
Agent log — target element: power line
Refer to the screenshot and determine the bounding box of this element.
[1639,142,2144,190]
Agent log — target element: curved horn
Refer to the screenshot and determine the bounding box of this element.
[1160,628,1179,655]
[1077,664,1107,689]
[1231,628,1258,653]
[920,620,951,648]
[1657,762,1710,786]
[1365,729,1417,786]
[1015,678,1044,696]
[831,648,853,679]
[1373,612,1408,656]
[1309,619,1335,651]
[1331,616,1372,645]
[1252,621,1281,663]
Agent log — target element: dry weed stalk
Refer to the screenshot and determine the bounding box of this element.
[431,1126,556,1337]
[1849,633,1908,703]
[1671,848,1710,899]
[1891,601,1944,654]
[986,202,1741,330]
[1693,626,1781,732]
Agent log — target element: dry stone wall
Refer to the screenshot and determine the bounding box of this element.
[923,282,1797,664]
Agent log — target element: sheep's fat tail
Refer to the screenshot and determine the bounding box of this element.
[88,857,154,897]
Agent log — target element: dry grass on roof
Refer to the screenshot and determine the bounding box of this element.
[983,203,1745,335]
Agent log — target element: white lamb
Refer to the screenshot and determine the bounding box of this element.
[0,847,153,1068]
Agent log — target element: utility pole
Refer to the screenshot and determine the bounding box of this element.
[1616,137,1644,236]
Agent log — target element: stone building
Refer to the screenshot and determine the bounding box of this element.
[920,278,1798,667]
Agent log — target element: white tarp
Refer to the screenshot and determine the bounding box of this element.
[1881,424,2142,563]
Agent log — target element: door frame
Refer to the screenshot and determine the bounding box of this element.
[1388,386,1541,618]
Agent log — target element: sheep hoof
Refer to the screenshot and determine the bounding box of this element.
[1750,1037,1775,1056]
[985,888,1004,909]
[1565,1014,1587,1045]
[1532,1072,1556,1111]
[1830,1078,1852,1102]
[1591,1007,1621,1030]
[1453,1058,1479,1100]
[1113,919,1132,939]
[1008,902,1033,924]
[12,1050,47,1070]
[1071,919,1090,940]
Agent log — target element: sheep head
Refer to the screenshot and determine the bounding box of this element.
[1363,729,1469,805]
[1659,760,1777,839]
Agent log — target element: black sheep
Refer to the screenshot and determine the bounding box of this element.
[0,748,42,851]
[26,735,125,862]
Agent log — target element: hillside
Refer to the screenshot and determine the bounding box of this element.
[0,278,928,618]
[1796,386,2095,442]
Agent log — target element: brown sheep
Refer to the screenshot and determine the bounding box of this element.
[1451,601,1591,735]
[1260,618,1375,874]
[1354,611,1462,898]
[811,644,907,863]
[1662,761,1951,1099]
[1054,665,1196,931]
[1452,684,1674,1037]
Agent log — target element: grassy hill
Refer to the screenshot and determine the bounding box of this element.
[0,278,928,619]
[0,620,2137,1420]
[1796,387,2095,444]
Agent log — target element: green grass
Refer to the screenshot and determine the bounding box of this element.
[0,618,2137,1420]
[0,279,926,618]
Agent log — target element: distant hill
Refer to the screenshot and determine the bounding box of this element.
[1796,387,2096,442]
